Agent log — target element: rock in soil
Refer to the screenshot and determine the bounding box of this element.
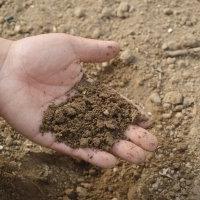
[120,49,135,64]
[163,91,183,105]
[74,7,85,18]
[40,77,142,151]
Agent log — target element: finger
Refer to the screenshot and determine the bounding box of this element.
[31,132,117,168]
[30,132,56,147]
[125,125,158,152]
[112,140,146,164]
[69,35,120,63]
[51,142,118,168]
[73,148,118,168]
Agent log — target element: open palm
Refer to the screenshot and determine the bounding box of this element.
[0,34,157,168]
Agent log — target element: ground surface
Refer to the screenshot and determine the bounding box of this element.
[0,0,200,199]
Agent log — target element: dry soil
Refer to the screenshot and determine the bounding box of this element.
[0,0,200,200]
[40,78,142,151]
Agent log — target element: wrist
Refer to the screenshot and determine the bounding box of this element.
[0,38,13,71]
[0,38,13,116]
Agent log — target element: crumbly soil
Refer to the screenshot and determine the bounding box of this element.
[40,78,141,150]
[0,0,200,200]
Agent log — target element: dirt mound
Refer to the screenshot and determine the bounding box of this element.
[40,78,142,150]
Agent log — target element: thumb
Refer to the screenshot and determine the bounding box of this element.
[69,35,120,63]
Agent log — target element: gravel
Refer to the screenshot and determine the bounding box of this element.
[120,49,135,64]
[163,91,183,105]
[149,92,161,105]
[74,7,85,18]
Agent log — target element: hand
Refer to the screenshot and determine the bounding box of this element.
[0,33,157,168]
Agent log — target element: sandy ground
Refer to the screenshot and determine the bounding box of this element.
[0,0,200,199]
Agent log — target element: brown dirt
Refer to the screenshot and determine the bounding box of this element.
[40,78,142,150]
[0,0,200,200]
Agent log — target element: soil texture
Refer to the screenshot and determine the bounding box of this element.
[0,0,200,199]
[40,78,141,150]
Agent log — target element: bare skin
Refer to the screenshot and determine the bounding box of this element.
[0,33,157,168]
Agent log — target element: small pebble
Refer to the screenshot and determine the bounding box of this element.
[77,178,84,183]
[80,138,89,146]
[156,124,163,130]
[52,26,57,33]
[4,15,14,23]
[175,112,183,119]
[166,57,176,65]
[57,13,63,19]
[162,103,171,110]
[103,109,109,115]
[164,8,173,15]
[102,62,109,67]
[14,25,21,33]
[118,2,130,12]
[113,167,118,172]
[88,169,97,175]
[5,136,12,146]
[181,34,199,48]
[163,91,183,105]
[168,28,173,33]
[162,40,177,50]
[76,186,87,197]
[176,144,188,152]
[92,28,101,38]
[74,7,85,18]
[173,183,181,191]
[101,7,113,18]
[0,145,3,150]
[93,138,100,147]
[183,97,194,107]
[186,180,192,186]
[120,49,134,64]
[162,112,172,119]
[107,186,113,192]
[149,92,161,105]
[162,42,169,50]
[81,183,92,188]
[7,30,15,36]
[116,2,130,18]
[174,105,183,111]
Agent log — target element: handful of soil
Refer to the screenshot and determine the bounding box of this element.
[40,78,143,151]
